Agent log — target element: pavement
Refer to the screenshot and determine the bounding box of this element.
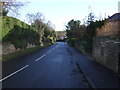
[68,45,119,88]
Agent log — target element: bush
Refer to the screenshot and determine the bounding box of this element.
[68,38,77,46]
[13,39,27,50]
[3,25,40,49]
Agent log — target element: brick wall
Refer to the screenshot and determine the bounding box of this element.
[96,21,120,37]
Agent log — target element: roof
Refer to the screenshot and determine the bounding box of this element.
[108,13,120,21]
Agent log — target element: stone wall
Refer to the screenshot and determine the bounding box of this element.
[2,42,36,55]
[93,36,120,73]
[2,42,17,55]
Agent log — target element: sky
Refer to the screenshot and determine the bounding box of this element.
[8,0,120,31]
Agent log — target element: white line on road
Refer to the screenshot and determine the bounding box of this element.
[36,50,51,61]
[0,45,59,82]
[36,54,46,61]
[36,45,59,62]
[0,65,29,82]
[47,50,51,54]
[55,45,58,48]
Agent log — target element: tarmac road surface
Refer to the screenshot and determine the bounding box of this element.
[1,42,91,88]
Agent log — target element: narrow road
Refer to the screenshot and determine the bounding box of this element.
[2,42,91,88]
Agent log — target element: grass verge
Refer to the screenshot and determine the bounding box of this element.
[2,45,49,61]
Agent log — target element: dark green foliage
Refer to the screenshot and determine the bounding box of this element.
[13,39,27,50]
[68,38,77,46]
[66,19,106,53]
[66,19,82,46]
[66,19,81,30]
[66,30,73,39]
[3,25,40,49]
[86,20,106,37]
[2,16,57,51]
[44,28,51,38]
[2,17,29,39]
[83,20,106,52]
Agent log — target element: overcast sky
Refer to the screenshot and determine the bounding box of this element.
[8,0,120,31]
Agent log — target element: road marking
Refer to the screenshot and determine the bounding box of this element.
[0,65,29,82]
[36,50,51,61]
[55,45,58,48]
[36,54,46,61]
[46,50,51,54]
[0,45,59,82]
[36,45,58,62]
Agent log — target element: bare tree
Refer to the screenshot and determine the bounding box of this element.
[26,12,46,46]
[26,13,45,25]
[26,12,56,46]
[1,0,28,15]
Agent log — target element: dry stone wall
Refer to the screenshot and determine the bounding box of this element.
[2,42,36,55]
[93,36,120,73]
